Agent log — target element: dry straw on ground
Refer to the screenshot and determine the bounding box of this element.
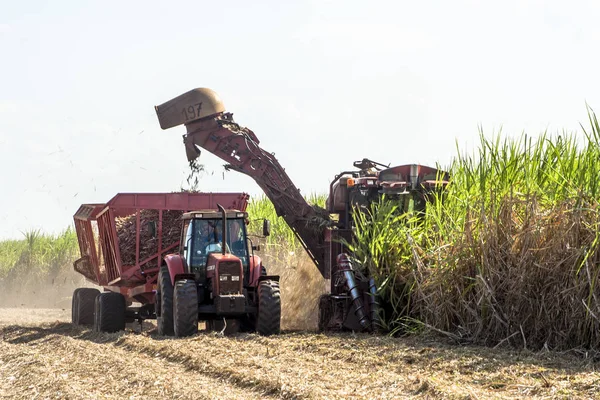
[2,310,600,399]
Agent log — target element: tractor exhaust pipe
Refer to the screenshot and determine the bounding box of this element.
[217,203,227,255]
[336,253,371,331]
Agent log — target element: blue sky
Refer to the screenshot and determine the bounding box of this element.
[1,0,599,239]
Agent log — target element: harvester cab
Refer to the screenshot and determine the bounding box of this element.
[327,158,450,228]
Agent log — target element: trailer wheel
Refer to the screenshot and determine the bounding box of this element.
[93,292,126,333]
[71,288,82,324]
[256,280,281,336]
[72,288,100,326]
[156,266,174,336]
[173,279,198,337]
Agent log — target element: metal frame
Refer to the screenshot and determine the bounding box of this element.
[73,192,249,304]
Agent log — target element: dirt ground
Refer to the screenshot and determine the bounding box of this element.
[1,308,600,399]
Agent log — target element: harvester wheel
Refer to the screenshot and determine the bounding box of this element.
[173,279,198,337]
[72,288,100,326]
[256,280,281,336]
[156,266,174,336]
[93,292,126,333]
[318,294,333,332]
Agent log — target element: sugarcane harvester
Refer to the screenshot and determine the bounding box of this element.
[155,88,449,332]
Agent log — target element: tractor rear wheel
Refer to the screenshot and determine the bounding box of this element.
[93,292,126,333]
[173,279,198,337]
[156,266,174,336]
[72,288,100,326]
[256,280,281,336]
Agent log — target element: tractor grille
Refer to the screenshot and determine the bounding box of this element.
[218,260,242,295]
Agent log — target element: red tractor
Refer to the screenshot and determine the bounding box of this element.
[71,192,280,336]
[157,206,280,336]
[155,88,449,332]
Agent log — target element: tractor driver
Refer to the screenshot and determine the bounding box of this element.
[197,220,222,254]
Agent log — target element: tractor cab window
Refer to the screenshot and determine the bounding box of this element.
[186,218,249,269]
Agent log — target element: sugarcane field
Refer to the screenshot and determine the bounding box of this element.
[3,2,600,399]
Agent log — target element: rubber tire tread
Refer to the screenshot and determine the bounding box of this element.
[173,279,198,337]
[71,288,82,324]
[256,280,281,336]
[73,288,100,326]
[157,266,174,336]
[317,294,333,332]
[94,292,126,333]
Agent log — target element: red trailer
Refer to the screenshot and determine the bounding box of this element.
[71,192,250,330]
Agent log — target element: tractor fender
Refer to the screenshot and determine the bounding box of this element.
[258,275,280,283]
[164,254,188,285]
[249,255,264,287]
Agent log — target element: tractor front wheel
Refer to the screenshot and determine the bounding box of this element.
[93,292,126,333]
[156,266,174,336]
[256,280,281,336]
[173,279,198,337]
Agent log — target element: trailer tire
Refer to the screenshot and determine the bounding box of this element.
[71,288,82,324]
[256,280,281,336]
[173,279,198,337]
[156,266,174,336]
[93,292,126,333]
[72,288,100,326]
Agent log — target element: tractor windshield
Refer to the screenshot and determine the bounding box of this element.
[184,218,249,268]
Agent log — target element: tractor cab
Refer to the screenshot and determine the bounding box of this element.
[180,209,250,284]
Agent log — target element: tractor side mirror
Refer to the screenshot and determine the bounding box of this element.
[262,219,271,237]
